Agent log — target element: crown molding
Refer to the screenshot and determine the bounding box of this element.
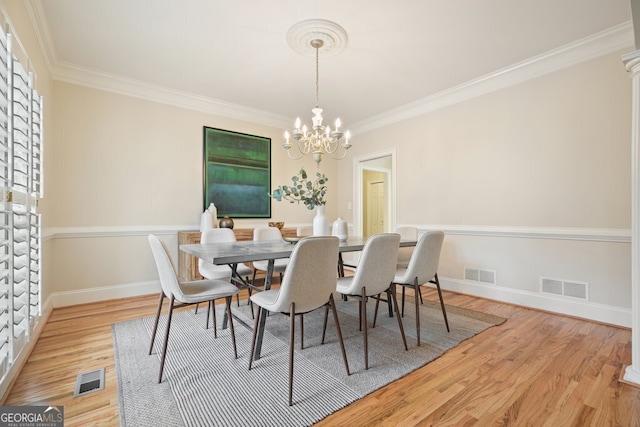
[51,63,292,129]
[25,0,55,72]
[350,21,635,135]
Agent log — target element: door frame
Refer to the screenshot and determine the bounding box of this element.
[353,148,396,238]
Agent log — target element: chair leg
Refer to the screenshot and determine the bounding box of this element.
[158,297,176,383]
[390,284,408,351]
[225,296,237,359]
[321,305,329,344]
[149,292,165,355]
[414,277,421,346]
[372,292,381,328]
[211,301,218,338]
[248,306,262,371]
[288,302,296,406]
[300,314,304,350]
[206,301,211,331]
[401,285,406,317]
[195,302,199,314]
[418,287,424,304]
[361,287,369,370]
[433,273,450,332]
[329,294,350,376]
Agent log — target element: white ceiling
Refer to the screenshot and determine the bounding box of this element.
[27,0,633,132]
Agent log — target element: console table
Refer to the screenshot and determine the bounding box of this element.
[177,227,297,281]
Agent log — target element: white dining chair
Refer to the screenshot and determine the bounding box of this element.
[395,226,421,303]
[395,226,418,269]
[327,233,407,370]
[251,226,288,285]
[390,231,448,346]
[198,228,253,308]
[147,234,239,383]
[248,236,350,406]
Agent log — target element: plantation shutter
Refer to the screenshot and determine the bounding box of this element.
[0,26,42,381]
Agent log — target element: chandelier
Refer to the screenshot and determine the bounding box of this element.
[283,24,351,166]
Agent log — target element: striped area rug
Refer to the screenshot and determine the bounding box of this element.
[113,296,505,426]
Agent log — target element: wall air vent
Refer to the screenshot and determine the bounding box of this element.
[464,267,496,285]
[541,277,588,300]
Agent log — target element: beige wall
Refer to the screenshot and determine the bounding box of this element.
[46,82,340,295]
[341,49,631,228]
[337,48,633,322]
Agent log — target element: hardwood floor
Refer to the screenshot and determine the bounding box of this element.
[4,288,640,426]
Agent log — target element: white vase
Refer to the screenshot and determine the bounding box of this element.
[313,205,330,236]
[200,209,212,232]
[208,203,218,228]
[332,217,348,241]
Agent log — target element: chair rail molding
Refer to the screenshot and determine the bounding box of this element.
[401,225,631,243]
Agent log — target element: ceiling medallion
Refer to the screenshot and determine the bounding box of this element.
[286,19,348,58]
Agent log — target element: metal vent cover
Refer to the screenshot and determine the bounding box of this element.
[540,277,588,300]
[464,267,496,285]
[74,368,105,397]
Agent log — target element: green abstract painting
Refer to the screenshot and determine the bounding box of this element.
[203,127,271,218]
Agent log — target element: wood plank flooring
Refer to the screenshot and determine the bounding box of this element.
[4,289,640,426]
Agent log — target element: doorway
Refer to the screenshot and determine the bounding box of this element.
[353,150,396,239]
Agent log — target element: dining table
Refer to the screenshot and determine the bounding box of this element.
[180,236,417,360]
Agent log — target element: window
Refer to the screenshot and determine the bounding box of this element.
[0,23,43,384]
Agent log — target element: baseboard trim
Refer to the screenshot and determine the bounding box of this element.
[51,281,160,308]
[621,365,640,388]
[439,277,631,328]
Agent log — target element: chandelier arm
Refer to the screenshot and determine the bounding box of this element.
[327,148,349,160]
[285,147,306,160]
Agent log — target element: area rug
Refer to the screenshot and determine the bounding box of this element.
[113,296,505,427]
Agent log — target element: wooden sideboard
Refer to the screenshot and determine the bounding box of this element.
[178,227,297,281]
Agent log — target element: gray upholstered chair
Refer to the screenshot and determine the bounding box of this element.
[251,226,288,285]
[198,228,252,307]
[248,236,350,406]
[147,234,239,383]
[395,226,420,303]
[327,233,407,370]
[395,226,418,269]
[390,231,448,346]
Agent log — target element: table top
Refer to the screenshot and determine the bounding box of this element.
[180,236,417,265]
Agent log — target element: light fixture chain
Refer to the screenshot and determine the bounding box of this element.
[315,43,320,108]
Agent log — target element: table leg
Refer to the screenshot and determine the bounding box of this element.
[222,263,247,329]
[253,259,274,360]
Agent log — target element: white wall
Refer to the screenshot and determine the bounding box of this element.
[338,48,633,325]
